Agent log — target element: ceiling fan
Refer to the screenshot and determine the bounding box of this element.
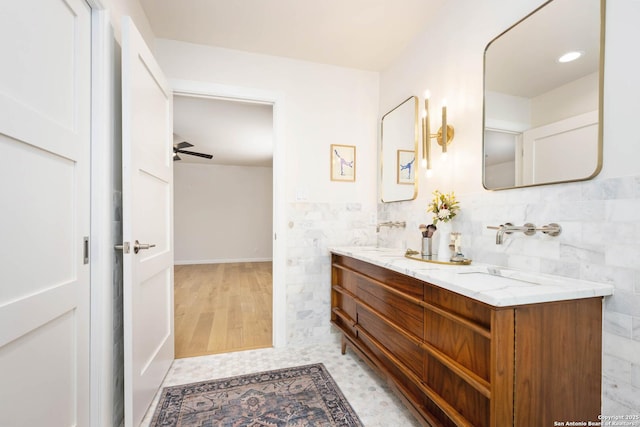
[173,141,213,161]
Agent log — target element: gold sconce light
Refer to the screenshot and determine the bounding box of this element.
[421,93,455,173]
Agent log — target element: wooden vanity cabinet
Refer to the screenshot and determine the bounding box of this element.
[330,254,603,427]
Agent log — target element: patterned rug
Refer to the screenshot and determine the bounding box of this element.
[150,363,363,426]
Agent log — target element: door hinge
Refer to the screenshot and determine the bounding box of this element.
[115,241,131,254]
[83,236,89,264]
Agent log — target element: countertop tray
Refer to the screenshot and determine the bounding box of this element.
[404,251,472,265]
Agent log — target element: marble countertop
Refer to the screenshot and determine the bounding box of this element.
[329,246,614,307]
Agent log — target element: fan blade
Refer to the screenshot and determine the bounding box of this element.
[173,153,181,161]
[175,149,213,159]
[175,141,193,149]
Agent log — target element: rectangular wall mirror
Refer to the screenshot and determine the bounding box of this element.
[483,0,605,190]
[380,96,419,202]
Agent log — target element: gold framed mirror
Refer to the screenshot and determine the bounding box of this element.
[483,0,605,190]
[380,96,419,202]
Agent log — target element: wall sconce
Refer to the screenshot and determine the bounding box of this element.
[421,93,455,172]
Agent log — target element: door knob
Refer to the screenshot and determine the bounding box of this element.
[134,240,156,254]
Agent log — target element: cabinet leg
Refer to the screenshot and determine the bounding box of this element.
[341,335,347,355]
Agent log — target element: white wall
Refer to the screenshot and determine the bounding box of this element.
[154,40,380,344]
[485,91,531,131]
[378,0,640,415]
[531,72,599,127]
[155,40,379,205]
[174,163,273,264]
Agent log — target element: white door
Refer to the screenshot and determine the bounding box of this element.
[521,110,599,185]
[121,17,175,427]
[0,0,91,426]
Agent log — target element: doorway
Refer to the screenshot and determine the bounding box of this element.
[172,93,276,357]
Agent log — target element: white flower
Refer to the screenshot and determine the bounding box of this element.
[437,209,451,220]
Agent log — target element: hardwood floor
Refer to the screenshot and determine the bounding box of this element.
[174,262,272,358]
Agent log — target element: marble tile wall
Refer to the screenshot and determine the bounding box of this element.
[378,175,640,415]
[285,202,376,345]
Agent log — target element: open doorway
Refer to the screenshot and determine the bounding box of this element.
[172,94,274,358]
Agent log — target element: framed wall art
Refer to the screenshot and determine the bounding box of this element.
[397,149,416,184]
[330,144,356,182]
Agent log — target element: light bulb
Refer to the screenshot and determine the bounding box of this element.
[558,51,583,63]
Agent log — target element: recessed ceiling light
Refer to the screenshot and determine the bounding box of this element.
[557,51,584,63]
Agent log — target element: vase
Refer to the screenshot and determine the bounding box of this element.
[421,237,433,257]
[436,221,452,262]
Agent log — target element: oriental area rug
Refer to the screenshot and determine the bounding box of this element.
[149,363,364,427]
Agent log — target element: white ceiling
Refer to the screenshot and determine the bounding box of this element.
[140,0,445,71]
[143,0,446,167]
[173,95,273,166]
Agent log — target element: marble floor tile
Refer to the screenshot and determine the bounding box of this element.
[140,337,421,427]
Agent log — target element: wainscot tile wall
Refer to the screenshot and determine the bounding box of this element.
[378,174,640,415]
[286,202,376,345]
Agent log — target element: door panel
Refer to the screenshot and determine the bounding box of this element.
[522,110,599,185]
[0,0,91,426]
[0,0,78,128]
[135,171,170,253]
[0,311,77,427]
[1,136,75,299]
[122,16,174,427]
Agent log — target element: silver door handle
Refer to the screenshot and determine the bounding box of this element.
[114,242,131,253]
[114,240,156,254]
[134,240,156,254]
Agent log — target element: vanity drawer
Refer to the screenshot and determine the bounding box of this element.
[424,309,491,382]
[331,257,359,294]
[333,255,424,300]
[424,284,492,329]
[330,287,357,336]
[331,257,358,337]
[423,354,490,427]
[357,306,424,376]
[357,277,424,339]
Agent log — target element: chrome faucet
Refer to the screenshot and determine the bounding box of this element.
[494,223,535,244]
[488,222,561,244]
[376,221,406,232]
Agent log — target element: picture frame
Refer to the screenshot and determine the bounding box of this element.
[330,144,356,182]
[397,149,416,184]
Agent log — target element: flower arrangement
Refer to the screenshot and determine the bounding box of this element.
[427,190,460,224]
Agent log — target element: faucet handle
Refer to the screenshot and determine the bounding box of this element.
[522,223,537,236]
[487,222,514,233]
[539,223,562,237]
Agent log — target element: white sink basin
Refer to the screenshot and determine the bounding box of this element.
[456,267,566,287]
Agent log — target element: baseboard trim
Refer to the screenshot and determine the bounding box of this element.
[174,257,273,265]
